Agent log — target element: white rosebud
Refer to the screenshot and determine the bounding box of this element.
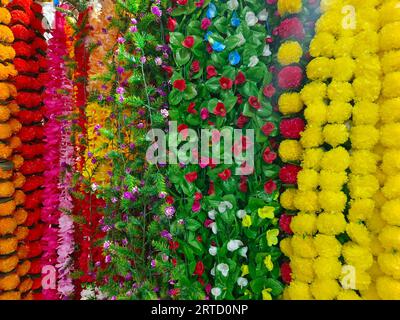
[211,265,216,276]
[211,287,221,297]
[227,0,239,10]
[210,222,218,234]
[248,56,259,67]
[227,239,244,252]
[239,246,248,259]
[217,263,230,277]
[209,246,217,256]
[237,277,248,288]
[224,201,233,209]
[245,11,258,26]
[237,32,246,46]
[80,288,95,300]
[236,210,246,219]
[218,202,227,213]
[91,183,98,192]
[258,9,269,22]
[208,210,217,220]
[263,45,272,57]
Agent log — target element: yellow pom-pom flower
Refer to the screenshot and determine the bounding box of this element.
[306,57,333,81]
[302,148,324,170]
[379,1,400,26]
[380,22,400,51]
[348,174,379,199]
[380,98,400,124]
[317,212,347,235]
[277,0,302,16]
[313,257,342,279]
[278,93,304,115]
[380,123,400,148]
[378,252,400,279]
[280,188,297,210]
[342,242,373,271]
[321,147,350,172]
[322,124,349,147]
[294,190,319,212]
[350,150,377,174]
[376,276,400,300]
[327,81,354,102]
[291,235,317,258]
[326,101,352,123]
[354,54,381,78]
[379,226,400,250]
[278,41,303,65]
[280,237,293,257]
[381,200,400,226]
[382,149,400,175]
[304,101,327,125]
[297,169,318,191]
[319,170,347,191]
[353,30,379,57]
[319,191,347,212]
[353,76,381,102]
[337,290,362,300]
[279,140,303,162]
[332,57,355,81]
[290,256,314,283]
[346,222,371,246]
[310,279,340,300]
[333,36,354,57]
[314,234,342,257]
[287,281,312,300]
[352,101,379,125]
[309,32,335,58]
[382,174,400,199]
[382,72,400,99]
[290,212,317,235]
[348,199,375,222]
[300,125,323,148]
[300,81,327,105]
[366,211,387,234]
[381,50,400,75]
[350,125,379,150]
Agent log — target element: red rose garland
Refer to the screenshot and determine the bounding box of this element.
[8,0,47,300]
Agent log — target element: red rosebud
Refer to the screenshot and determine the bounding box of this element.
[167,17,177,32]
[239,176,248,193]
[213,102,226,117]
[276,17,305,40]
[177,0,188,5]
[191,60,200,73]
[237,113,249,128]
[182,36,195,48]
[248,96,261,109]
[206,43,213,53]
[280,262,292,284]
[196,235,202,242]
[187,102,197,114]
[237,94,243,104]
[198,277,205,286]
[278,66,303,89]
[279,214,293,234]
[172,258,177,267]
[204,219,213,227]
[280,118,305,139]
[262,122,275,136]
[206,65,217,79]
[173,79,186,91]
[279,164,301,184]
[194,261,205,276]
[264,180,277,194]
[162,65,173,78]
[185,171,198,183]
[218,169,231,181]
[166,196,174,204]
[165,34,170,43]
[263,84,276,98]
[201,18,211,30]
[194,192,203,201]
[234,71,246,85]
[262,147,277,164]
[219,77,233,90]
[169,240,180,250]
[178,123,189,134]
[208,180,215,195]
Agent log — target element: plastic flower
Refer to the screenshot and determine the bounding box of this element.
[262,288,272,300]
[228,50,241,65]
[278,41,303,65]
[227,0,238,10]
[278,92,303,114]
[217,263,229,277]
[237,277,248,289]
[248,56,259,67]
[258,206,275,219]
[206,3,217,19]
[264,255,273,271]
[211,287,221,298]
[266,229,279,246]
[241,265,249,277]
[245,12,258,26]
[242,214,252,227]
[212,41,225,52]
[231,11,240,27]
[279,139,303,162]
[227,239,243,252]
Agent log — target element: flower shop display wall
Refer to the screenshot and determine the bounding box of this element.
[1,0,400,301]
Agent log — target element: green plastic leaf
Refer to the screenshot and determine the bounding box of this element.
[175,48,191,66]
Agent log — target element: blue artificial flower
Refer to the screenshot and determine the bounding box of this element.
[206,3,217,19]
[231,11,240,27]
[229,50,241,65]
[212,41,226,52]
[204,31,213,41]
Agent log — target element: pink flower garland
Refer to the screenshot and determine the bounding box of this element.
[42,11,70,300]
